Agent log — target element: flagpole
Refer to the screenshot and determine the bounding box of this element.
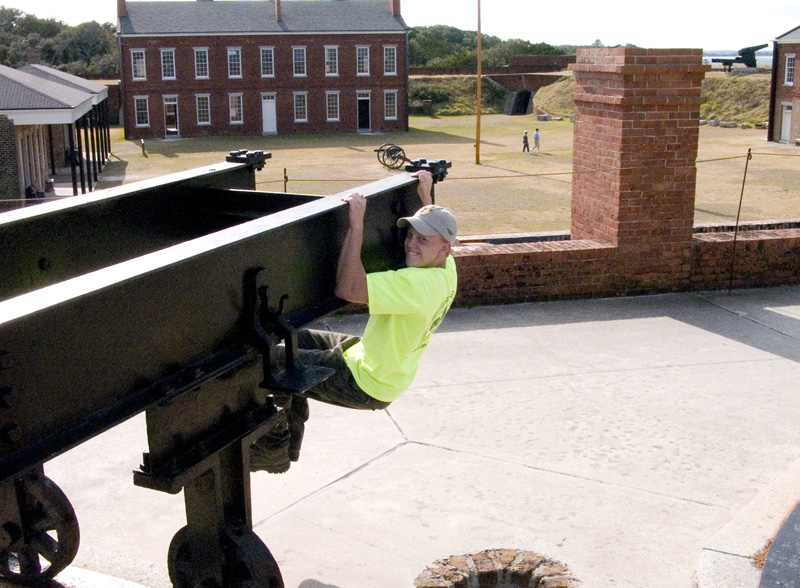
[475,0,481,165]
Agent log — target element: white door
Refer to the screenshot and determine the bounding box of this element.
[262,93,277,135]
[781,105,792,142]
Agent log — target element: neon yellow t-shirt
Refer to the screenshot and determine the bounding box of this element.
[343,255,457,403]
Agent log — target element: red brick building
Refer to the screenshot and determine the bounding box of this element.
[117,0,409,139]
[768,24,799,143]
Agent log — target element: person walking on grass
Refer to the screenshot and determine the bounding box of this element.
[522,130,530,153]
[533,128,541,152]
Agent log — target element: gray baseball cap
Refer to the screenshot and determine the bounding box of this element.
[397,205,458,244]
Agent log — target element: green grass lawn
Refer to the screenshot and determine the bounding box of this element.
[102,114,800,237]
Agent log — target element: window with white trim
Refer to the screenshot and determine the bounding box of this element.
[229,94,244,124]
[384,90,398,120]
[786,55,796,86]
[131,50,146,80]
[260,47,275,77]
[293,47,306,76]
[325,46,339,76]
[161,49,175,79]
[134,96,149,126]
[293,92,308,122]
[196,94,211,125]
[383,45,397,75]
[357,46,370,76]
[326,91,340,121]
[194,49,209,79]
[228,48,242,78]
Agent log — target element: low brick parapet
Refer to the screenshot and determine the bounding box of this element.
[450,224,800,307]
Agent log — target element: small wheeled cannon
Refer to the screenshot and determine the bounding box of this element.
[0,151,451,587]
[376,144,452,187]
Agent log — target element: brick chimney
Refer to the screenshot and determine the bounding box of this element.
[275,0,281,21]
[390,0,401,16]
[118,0,127,18]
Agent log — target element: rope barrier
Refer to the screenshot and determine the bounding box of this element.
[4,149,794,205]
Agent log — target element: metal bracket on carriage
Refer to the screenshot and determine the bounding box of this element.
[248,269,334,396]
[404,157,452,183]
[225,149,272,171]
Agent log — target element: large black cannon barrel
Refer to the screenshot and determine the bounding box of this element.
[0,157,422,483]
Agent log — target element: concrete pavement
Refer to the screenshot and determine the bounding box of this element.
[10,286,800,587]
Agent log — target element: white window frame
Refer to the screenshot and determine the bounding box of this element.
[325,45,339,76]
[131,49,146,80]
[194,48,209,79]
[134,96,149,127]
[293,46,307,77]
[260,46,275,77]
[161,48,176,80]
[384,89,398,120]
[383,45,397,76]
[326,91,340,122]
[228,47,242,78]
[356,45,370,76]
[786,54,796,86]
[229,93,244,125]
[293,91,308,122]
[196,94,211,125]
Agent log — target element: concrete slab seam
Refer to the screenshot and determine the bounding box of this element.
[409,439,732,510]
[254,439,410,527]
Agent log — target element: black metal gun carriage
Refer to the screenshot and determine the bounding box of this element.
[0,151,449,587]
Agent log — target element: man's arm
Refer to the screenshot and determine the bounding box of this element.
[411,170,433,206]
[335,192,369,304]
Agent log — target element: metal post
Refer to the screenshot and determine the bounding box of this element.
[475,0,482,165]
[727,148,752,294]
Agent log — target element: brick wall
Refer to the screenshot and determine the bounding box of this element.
[451,48,800,307]
[0,116,20,212]
[771,41,800,142]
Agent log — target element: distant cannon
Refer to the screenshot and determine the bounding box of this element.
[712,43,768,71]
[0,151,450,587]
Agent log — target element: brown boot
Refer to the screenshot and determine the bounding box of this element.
[250,424,291,474]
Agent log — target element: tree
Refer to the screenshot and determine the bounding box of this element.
[0,5,119,78]
[0,6,22,33]
[409,25,564,68]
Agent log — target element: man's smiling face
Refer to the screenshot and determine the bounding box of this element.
[404,226,450,268]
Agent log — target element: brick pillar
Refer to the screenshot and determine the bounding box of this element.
[570,48,708,291]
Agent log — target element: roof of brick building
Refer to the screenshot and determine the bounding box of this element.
[119,0,408,36]
[775,25,800,43]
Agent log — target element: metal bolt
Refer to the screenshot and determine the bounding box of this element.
[0,522,21,549]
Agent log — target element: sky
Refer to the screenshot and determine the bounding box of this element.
[5,0,799,51]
